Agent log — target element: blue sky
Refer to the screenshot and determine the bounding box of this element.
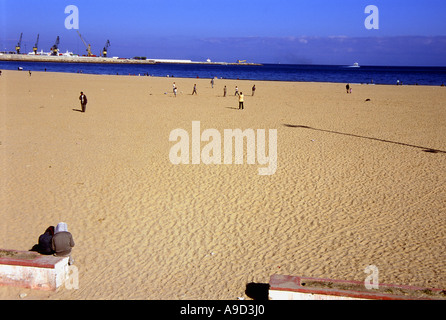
[1,0,446,65]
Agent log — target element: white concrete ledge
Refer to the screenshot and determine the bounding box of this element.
[269,274,446,300]
[0,249,69,291]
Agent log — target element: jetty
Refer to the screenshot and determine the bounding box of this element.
[0,53,262,66]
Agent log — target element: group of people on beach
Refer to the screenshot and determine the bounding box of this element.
[170,80,256,110]
[32,222,75,265]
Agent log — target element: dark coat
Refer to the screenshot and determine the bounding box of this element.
[38,231,54,255]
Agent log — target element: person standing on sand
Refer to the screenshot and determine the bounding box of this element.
[79,92,88,112]
[223,85,227,97]
[252,84,256,96]
[210,78,214,88]
[346,84,350,93]
[192,84,197,95]
[235,86,239,96]
[239,92,244,110]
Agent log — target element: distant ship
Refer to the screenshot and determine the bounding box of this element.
[348,62,360,68]
[27,50,75,57]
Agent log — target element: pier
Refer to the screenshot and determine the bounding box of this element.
[0,54,262,66]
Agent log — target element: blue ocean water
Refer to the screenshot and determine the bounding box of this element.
[0,60,445,86]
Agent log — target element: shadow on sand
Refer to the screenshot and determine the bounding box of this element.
[283,124,446,154]
[245,282,270,300]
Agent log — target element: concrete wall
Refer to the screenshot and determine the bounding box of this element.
[0,249,69,291]
[269,274,446,300]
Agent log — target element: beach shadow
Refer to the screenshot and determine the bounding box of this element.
[283,124,446,154]
[245,282,270,300]
[72,108,83,113]
[225,106,239,110]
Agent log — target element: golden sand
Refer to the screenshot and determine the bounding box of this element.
[0,70,445,299]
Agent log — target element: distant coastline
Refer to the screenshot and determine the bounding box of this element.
[1,56,443,86]
[0,53,262,66]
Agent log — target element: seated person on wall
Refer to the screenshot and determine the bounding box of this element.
[52,222,75,265]
[38,226,55,255]
[30,226,55,255]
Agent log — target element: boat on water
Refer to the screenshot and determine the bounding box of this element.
[348,62,360,68]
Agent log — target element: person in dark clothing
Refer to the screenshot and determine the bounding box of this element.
[79,92,88,112]
[38,226,55,255]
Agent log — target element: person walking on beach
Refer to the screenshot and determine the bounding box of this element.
[346,84,350,94]
[252,85,256,96]
[192,84,197,95]
[223,85,227,97]
[210,78,214,88]
[235,86,239,96]
[79,92,88,112]
[238,92,244,110]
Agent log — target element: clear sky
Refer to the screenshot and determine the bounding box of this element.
[1,0,445,65]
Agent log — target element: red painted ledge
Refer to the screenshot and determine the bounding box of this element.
[269,274,446,300]
[0,249,65,269]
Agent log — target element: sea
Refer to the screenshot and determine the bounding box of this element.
[1,60,445,86]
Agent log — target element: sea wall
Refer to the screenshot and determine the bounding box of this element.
[0,54,262,66]
[0,54,156,65]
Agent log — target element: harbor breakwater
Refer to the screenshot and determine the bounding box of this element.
[0,54,261,66]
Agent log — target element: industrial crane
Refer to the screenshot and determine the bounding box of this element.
[15,33,23,54]
[102,40,110,57]
[50,36,60,56]
[76,30,92,56]
[33,34,39,54]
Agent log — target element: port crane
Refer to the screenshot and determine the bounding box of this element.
[33,34,39,54]
[50,36,60,56]
[76,30,92,56]
[102,40,110,57]
[15,33,23,54]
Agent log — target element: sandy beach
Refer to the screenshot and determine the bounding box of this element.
[0,70,445,300]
